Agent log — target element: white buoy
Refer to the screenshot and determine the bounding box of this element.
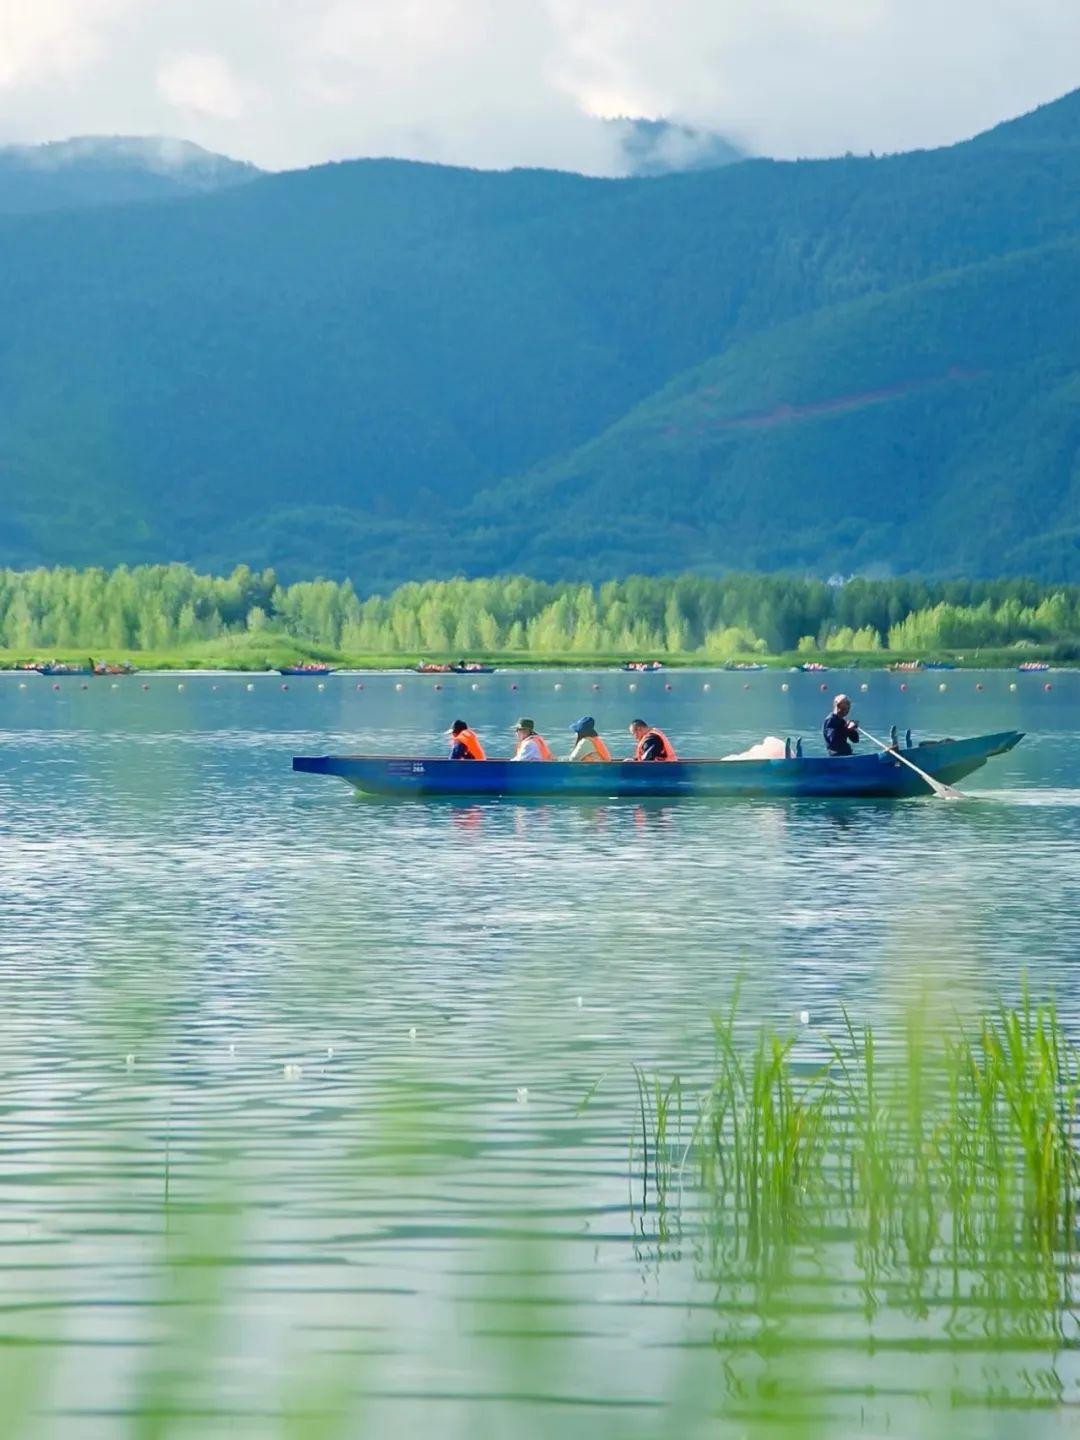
[18,682,26,690]
[703,683,711,693]
[781,682,789,693]
[125,1054,135,1068]
[111,682,119,690]
[326,1046,335,1058]
[395,682,404,692]
[283,1063,303,1080]
[576,996,583,1008]
[317,682,325,692]
[177,683,185,692]
[471,682,479,691]
[246,682,255,692]
[799,1010,810,1026]
[860,682,869,692]
[629,682,637,693]
[408,1026,417,1041]
[554,682,562,691]
[516,1087,529,1105]
[938,682,948,693]
[1009,682,1017,692]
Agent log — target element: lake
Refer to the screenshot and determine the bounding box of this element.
[1,667,1077,1438]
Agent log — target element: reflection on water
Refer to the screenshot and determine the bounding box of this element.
[0,670,1077,1436]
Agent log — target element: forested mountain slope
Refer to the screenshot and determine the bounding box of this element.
[0,91,1078,585]
[0,137,257,214]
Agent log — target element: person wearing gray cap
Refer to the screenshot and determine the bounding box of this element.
[823,694,860,756]
[512,718,553,761]
[567,716,612,763]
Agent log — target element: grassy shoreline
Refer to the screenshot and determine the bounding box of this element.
[0,639,1070,674]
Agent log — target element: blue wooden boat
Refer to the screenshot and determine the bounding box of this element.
[293,730,1023,799]
[278,665,337,677]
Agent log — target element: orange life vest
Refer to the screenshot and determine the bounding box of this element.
[516,732,553,760]
[580,735,612,762]
[452,728,486,760]
[635,727,677,762]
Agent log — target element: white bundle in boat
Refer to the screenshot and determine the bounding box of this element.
[722,736,788,762]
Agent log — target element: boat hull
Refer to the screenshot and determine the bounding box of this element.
[293,731,1023,799]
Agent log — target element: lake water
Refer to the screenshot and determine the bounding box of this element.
[1,667,1078,1438]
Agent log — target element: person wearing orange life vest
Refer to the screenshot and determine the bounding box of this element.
[448,719,486,760]
[628,718,677,762]
[512,717,553,761]
[567,716,612,762]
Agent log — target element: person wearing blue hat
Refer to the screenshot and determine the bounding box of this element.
[567,716,612,762]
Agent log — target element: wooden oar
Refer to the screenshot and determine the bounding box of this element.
[860,727,963,800]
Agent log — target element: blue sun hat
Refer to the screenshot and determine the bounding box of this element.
[570,716,597,736]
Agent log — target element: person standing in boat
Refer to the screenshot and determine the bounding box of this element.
[448,719,486,760]
[628,719,677,762]
[823,695,860,756]
[512,718,553,761]
[567,716,612,762]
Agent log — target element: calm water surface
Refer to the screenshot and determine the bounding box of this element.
[0,668,1077,1437]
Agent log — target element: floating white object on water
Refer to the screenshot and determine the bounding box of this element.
[125,1054,135,1068]
[860,682,869,692]
[317,682,325,691]
[471,682,479,691]
[177,683,185,692]
[554,683,562,691]
[576,996,583,1008]
[516,1087,529,1104]
[629,682,637,692]
[17,682,25,690]
[799,1010,810,1026]
[395,683,404,692]
[228,1043,236,1056]
[283,1063,303,1079]
[781,682,789,693]
[408,1026,417,1041]
[1009,682,1017,692]
[111,682,119,690]
[246,683,255,692]
[326,1046,335,1058]
[703,683,710,692]
[939,682,948,692]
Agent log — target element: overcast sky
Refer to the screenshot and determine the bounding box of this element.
[0,0,1078,173]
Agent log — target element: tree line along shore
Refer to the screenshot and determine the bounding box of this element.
[0,565,1077,672]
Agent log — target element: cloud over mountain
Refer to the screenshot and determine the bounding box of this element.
[1,0,1079,172]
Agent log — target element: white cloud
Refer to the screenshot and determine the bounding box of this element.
[157,52,248,121]
[0,0,1078,171]
[0,0,132,88]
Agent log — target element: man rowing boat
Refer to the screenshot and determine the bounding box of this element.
[823,694,860,756]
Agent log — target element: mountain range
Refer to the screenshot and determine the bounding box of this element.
[0,93,1078,587]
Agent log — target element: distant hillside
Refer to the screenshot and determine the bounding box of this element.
[608,118,748,175]
[0,92,1078,585]
[0,137,258,214]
